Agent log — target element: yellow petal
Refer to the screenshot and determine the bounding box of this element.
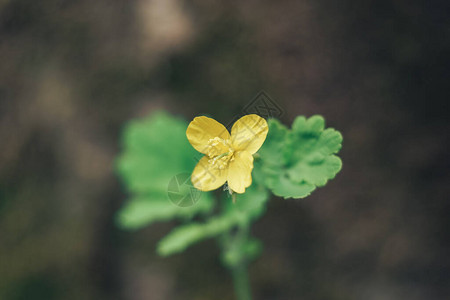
[186,116,230,154]
[227,150,254,193]
[230,114,268,154]
[191,156,227,191]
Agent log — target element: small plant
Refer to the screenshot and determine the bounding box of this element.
[116,110,343,300]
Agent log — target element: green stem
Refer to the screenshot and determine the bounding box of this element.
[232,264,251,300]
[231,224,252,300]
[219,193,253,300]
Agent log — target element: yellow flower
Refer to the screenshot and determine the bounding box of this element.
[186,114,268,194]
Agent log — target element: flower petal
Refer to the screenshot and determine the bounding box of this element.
[191,156,227,191]
[186,116,230,154]
[230,114,268,154]
[227,150,254,193]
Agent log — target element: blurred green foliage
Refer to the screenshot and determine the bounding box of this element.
[158,183,268,258]
[115,112,215,229]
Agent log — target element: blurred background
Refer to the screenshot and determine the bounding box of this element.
[0,0,449,299]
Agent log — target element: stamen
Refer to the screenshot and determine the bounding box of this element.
[205,138,235,169]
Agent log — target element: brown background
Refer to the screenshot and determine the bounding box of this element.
[0,0,449,299]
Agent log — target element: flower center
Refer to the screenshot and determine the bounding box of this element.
[205,137,234,169]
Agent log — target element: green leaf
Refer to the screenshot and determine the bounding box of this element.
[158,184,270,256]
[287,155,342,187]
[157,216,235,256]
[265,174,316,198]
[117,196,212,230]
[257,119,290,167]
[116,111,214,229]
[256,115,343,199]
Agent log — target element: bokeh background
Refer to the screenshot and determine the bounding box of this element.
[1,0,449,299]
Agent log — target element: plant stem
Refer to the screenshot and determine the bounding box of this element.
[232,264,251,300]
[231,223,252,300]
[219,193,252,300]
[232,192,237,203]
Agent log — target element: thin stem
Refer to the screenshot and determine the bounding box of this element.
[218,193,252,300]
[231,224,252,300]
[232,264,251,300]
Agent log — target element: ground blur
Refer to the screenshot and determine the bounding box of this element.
[0,0,449,299]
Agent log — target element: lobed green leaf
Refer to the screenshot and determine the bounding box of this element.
[256,115,343,199]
